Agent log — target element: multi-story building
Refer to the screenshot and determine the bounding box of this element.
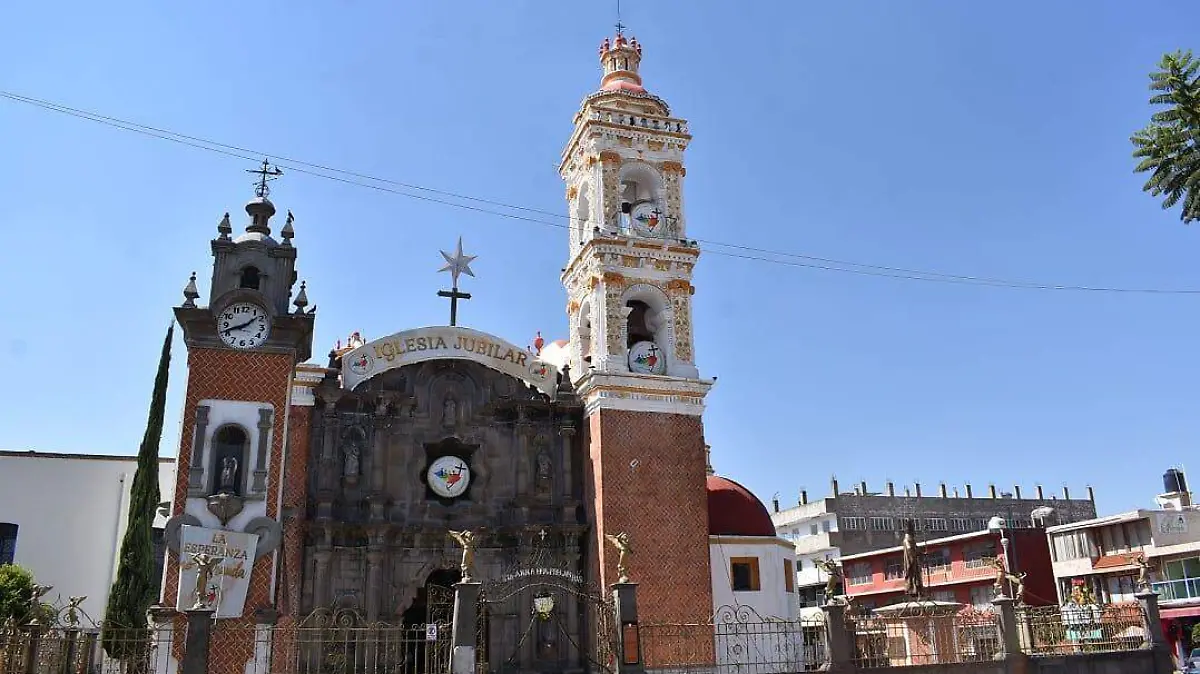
[1045,468,1198,663]
[770,477,1098,607]
[840,527,1057,612]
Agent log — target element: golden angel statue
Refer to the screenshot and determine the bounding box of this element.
[190,553,224,610]
[448,530,477,582]
[605,532,633,584]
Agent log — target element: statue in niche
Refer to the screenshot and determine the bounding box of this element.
[536,450,552,481]
[218,456,239,493]
[343,442,360,478]
[442,397,457,428]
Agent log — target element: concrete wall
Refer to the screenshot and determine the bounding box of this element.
[710,538,797,620]
[0,451,176,621]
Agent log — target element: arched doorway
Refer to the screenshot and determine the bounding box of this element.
[403,567,461,627]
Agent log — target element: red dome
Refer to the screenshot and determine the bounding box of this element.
[707,475,777,537]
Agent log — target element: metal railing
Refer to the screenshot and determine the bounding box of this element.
[1016,602,1146,656]
[640,617,828,674]
[1151,576,1200,602]
[849,606,999,668]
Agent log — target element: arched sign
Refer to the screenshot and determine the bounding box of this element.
[340,326,559,395]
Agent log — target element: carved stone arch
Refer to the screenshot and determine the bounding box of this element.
[574,296,594,372]
[209,422,253,496]
[620,282,677,374]
[617,160,664,204]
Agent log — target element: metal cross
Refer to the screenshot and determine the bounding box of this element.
[614,21,626,36]
[247,158,283,198]
[437,237,477,326]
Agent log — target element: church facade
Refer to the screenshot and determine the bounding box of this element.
[161,29,794,674]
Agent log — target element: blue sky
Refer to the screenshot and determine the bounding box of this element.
[2,1,1199,516]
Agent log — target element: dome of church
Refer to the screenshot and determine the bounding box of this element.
[707,475,777,537]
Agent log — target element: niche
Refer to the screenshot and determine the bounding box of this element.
[211,425,248,495]
[625,300,659,347]
[576,300,593,365]
[239,266,261,290]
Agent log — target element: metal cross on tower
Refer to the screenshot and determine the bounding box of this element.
[247,158,283,198]
[437,236,477,326]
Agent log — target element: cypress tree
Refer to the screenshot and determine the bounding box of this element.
[102,323,171,665]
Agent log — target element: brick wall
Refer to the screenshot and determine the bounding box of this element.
[164,347,294,674]
[277,403,311,620]
[586,408,712,625]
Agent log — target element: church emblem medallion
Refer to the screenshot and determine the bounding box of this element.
[347,351,373,377]
[528,360,550,380]
[628,340,666,375]
[427,456,470,498]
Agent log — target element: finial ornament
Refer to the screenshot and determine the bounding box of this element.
[182,271,200,308]
[437,237,476,326]
[604,531,633,584]
[247,158,283,198]
[217,212,232,240]
[447,530,477,582]
[281,210,295,246]
[293,281,309,314]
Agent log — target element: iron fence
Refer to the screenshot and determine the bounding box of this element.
[1017,601,1146,656]
[0,624,175,674]
[639,616,827,674]
[849,606,1000,668]
[208,621,451,674]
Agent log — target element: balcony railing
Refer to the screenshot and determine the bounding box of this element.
[1151,576,1200,601]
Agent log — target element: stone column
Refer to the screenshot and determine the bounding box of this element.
[366,547,384,623]
[1137,590,1174,674]
[312,547,333,609]
[820,602,853,672]
[991,596,1025,666]
[452,581,482,674]
[252,408,272,494]
[558,422,576,505]
[187,406,210,495]
[181,609,215,674]
[612,582,644,674]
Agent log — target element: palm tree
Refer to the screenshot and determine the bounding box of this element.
[1132,50,1200,223]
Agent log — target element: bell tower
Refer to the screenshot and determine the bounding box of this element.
[561,30,714,624]
[163,162,316,621]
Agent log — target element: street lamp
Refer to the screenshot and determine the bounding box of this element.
[988,516,1012,595]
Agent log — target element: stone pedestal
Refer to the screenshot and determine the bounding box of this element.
[819,601,852,672]
[451,581,482,674]
[181,609,215,674]
[612,582,644,674]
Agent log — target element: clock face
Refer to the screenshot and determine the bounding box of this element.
[427,456,471,499]
[217,302,270,350]
[630,202,665,236]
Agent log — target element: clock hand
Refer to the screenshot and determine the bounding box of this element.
[222,318,256,334]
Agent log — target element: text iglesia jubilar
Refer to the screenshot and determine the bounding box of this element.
[372,333,530,368]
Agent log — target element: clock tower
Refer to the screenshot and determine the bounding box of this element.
[561,30,714,624]
[164,164,315,623]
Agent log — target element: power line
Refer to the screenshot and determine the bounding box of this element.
[3,89,1198,295]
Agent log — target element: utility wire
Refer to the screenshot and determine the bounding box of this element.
[3,89,1199,295]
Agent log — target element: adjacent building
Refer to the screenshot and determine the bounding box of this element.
[1045,468,1199,663]
[840,527,1057,612]
[771,477,1098,607]
[0,450,176,621]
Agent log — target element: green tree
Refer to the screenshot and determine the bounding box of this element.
[101,324,171,664]
[0,564,38,624]
[1132,50,1200,223]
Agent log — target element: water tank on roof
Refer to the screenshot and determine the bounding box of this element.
[1164,468,1188,494]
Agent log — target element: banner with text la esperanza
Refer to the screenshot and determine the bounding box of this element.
[176,525,259,619]
[341,327,559,393]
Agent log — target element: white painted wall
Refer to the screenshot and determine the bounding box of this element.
[710,537,797,620]
[0,452,176,622]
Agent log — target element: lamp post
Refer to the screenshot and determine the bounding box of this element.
[989,515,1012,595]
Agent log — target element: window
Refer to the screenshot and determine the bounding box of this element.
[847,562,873,586]
[951,518,971,532]
[843,517,866,531]
[1051,531,1090,561]
[870,517,894,531]
[923,549,951,573]
[884,556,903,580]
[965,545,997,569]
[969,585,993,608]
[924,518,948,532]
[822,520,831,533]
[0,523,16,565]
[239,266,261,290]
[972,518,988,531]
[151,527,167,597]
[810,523,819,536]
[931,590,957,603]
[784,560,795,592]
[730,557,761,592]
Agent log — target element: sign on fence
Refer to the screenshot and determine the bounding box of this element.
[426,624,439,641]
[175,524,259,618]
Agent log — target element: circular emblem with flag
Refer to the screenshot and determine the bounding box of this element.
[427,456,471,498]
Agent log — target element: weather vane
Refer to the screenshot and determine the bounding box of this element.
[247,158,283,198]
[437,236,477,326]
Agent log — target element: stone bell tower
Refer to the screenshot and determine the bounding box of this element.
[163,163,316,621]
[560,29,713,624]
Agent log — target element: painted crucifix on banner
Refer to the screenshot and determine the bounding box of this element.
[437,236,476,326]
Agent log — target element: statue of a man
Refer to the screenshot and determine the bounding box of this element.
[536,451,552,480]
[1135,554,1153,592]
[605,532,633,584]
[448,530,476,582]
[902,519,923,598]
[816,558,843,602]
[443,397,457,428]
[343,441,360,477]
